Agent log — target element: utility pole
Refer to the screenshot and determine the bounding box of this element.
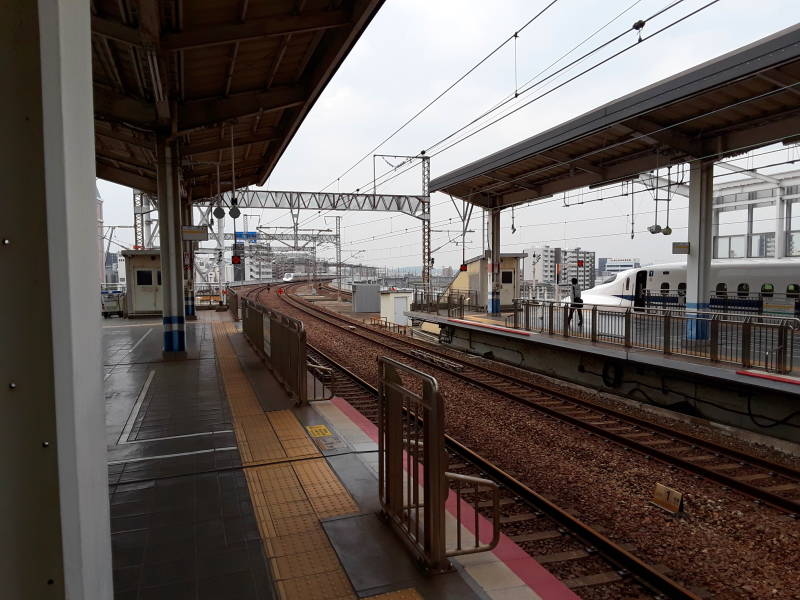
[334,216,342,302]
[421,154,431,292]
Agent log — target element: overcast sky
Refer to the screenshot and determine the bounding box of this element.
[98,0,800,269]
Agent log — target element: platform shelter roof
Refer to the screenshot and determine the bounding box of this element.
[92,0,382,198]
[430,24,800,209]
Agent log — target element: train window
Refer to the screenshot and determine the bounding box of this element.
[677,282,686,296]
[501,271,513,284]
[157,271,162,285]
[625,277,630,291]
[660,282,670,295]
[737,283,749,297]
[662,271,670,275]
[136,270,153,286]
[648,270,654,277]
[715,283,727,297]
[788,284,800,298]
[760,283,774,298]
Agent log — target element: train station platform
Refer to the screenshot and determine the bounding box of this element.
[408,310,800,445]
[103,312,576,599]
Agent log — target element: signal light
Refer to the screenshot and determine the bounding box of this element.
[577,259,584,267]
[459,264,468,272]
[231,255,241,265]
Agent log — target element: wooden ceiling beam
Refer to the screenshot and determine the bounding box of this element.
[94,87,158,128]
[95,126,155,149]
[177,86,305,133]
[185,160,263,178]
[161,10,350,51]
[91,15,141,45]
[182,127,281,155]
[96,163,157,193]
[541,148,606,177]
[97,151,155,172]
[620,116,703,157]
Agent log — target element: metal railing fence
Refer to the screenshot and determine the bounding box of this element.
[378,357,499,573]
[645,290,800,317]
[411,289,476,317]
[511,299,798,374]
[368,316,409,335]
[228,289,308,405]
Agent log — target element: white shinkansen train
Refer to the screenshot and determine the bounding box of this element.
[282,272,297,282]
[581,259,800,315]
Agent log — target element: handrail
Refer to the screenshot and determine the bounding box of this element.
[512,297,800,329]
[378,357,500,573]
[506,298,797,373]
[444,472,501,558]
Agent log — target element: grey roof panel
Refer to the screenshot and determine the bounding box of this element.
[430,24,800,193]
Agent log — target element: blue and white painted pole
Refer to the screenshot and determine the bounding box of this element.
[156,137,186,354]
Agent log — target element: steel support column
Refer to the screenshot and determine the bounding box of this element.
[156,137,186,354]
[488,207,501,314]
[686,160,714,340]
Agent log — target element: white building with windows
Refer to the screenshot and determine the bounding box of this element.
[523,245,596,298]
[713,169,800,260]
[597,257,641,281]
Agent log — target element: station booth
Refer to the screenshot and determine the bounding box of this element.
[379,289,414,326]
[447,252,525,311]
[121,249,163,316]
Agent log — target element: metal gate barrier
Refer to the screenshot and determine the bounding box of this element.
[378,357,500,573]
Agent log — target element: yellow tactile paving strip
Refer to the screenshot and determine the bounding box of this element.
[211,321,359,600]
[365,589,424,600]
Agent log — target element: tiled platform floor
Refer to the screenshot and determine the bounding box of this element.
[104,309,573,599]
[105,314,273,600]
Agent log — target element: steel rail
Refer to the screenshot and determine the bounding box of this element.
[273,283,800,516]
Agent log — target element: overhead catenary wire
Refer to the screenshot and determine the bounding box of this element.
[345,0,708,198]
[317,0,563,194]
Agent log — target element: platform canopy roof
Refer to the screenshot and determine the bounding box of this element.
[430,24,800,209]
[92,0,382,198]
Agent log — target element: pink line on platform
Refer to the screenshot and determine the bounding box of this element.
[328,396,579,599]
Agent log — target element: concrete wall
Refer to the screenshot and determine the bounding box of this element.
[439,324,800,443]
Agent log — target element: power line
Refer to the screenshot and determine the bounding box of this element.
[349,0,721,198]
[317,0,563,194]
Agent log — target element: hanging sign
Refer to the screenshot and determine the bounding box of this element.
[672,241,690,255]
[182,225,208,241]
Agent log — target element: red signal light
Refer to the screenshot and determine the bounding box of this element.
[577,259,584,267]
[231,255,241,265]
[459,264,468,272]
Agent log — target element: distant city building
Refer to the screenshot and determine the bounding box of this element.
[597,257,641,281]
[523,245,596,298]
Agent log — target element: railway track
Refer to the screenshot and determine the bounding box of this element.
[304,342,699,599]
[277,283,800,517]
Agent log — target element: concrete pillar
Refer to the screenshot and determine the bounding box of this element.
[1,1,112,598]
[487,207,501,314]
[182,202,196,320]
[775,192,786,258]
[156,137,187,354]
[686,160,714,339]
